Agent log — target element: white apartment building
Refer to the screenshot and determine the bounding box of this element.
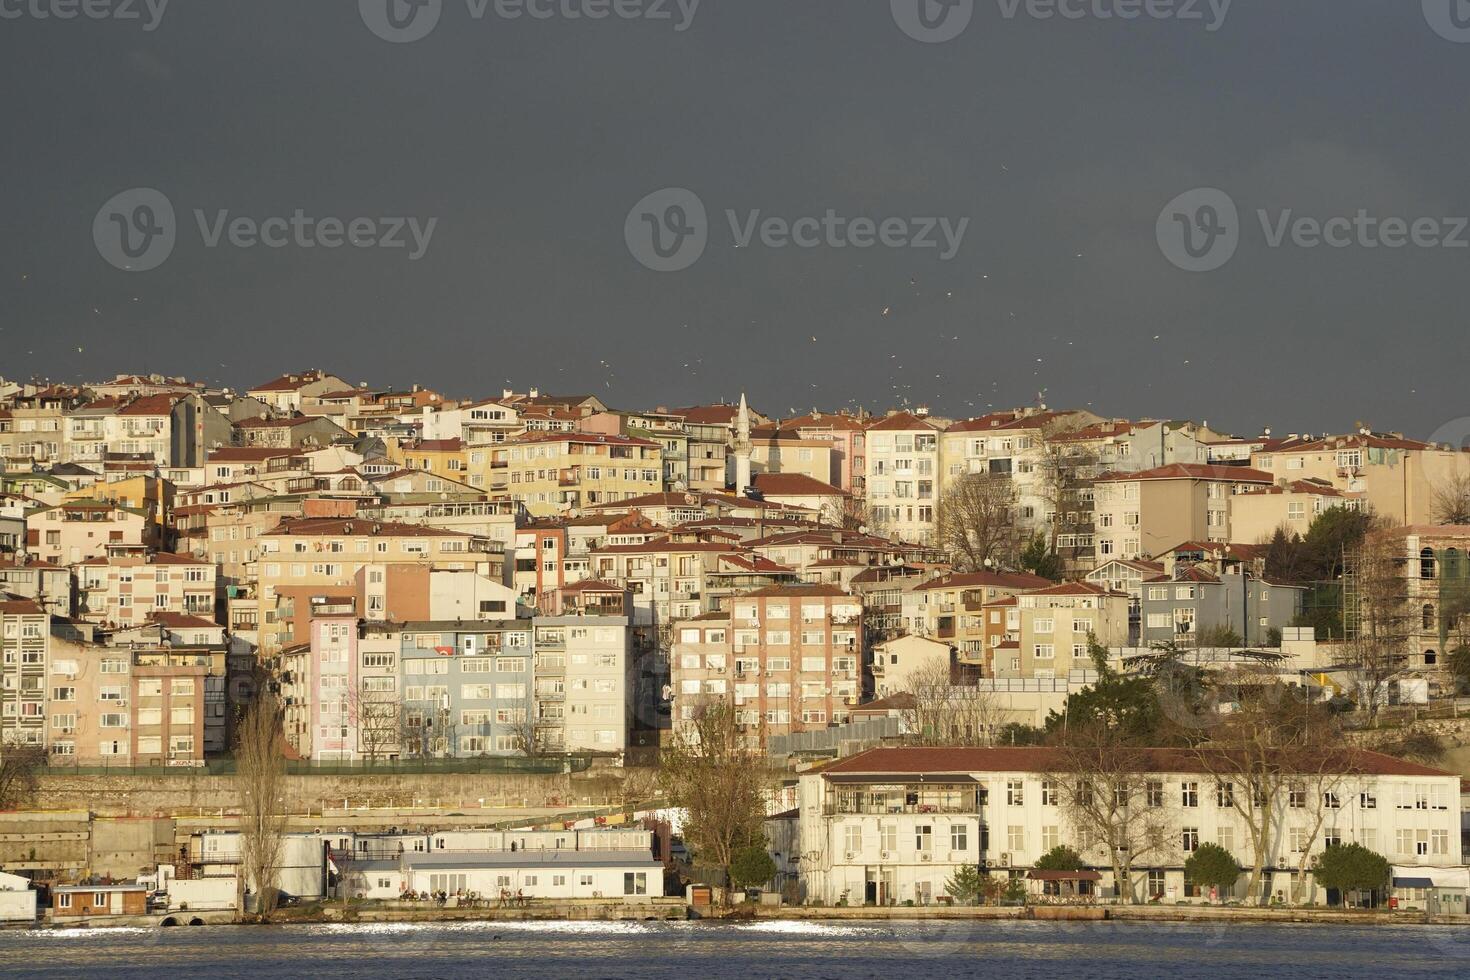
[865,412,943,545]
[797,746,1464,907]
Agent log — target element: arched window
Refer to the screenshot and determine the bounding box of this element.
[1421,547,1437,580]
[1423,603,1436,630]
[1425,649,1438,666]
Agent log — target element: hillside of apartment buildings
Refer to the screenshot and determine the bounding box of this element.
[3,370,1470,767]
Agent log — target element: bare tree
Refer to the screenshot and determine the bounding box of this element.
[659,700,772,903]
[346,684,400,762]
[936,472,1019,572]
[1047,732,1175,905]
[1343,526,1412,722]
[821,495,877,533]
[1189,683,1343,906]
[236,687,288,921]
[1431,472,1470,525]
[0,737,45,809]
[902,658,1006,746]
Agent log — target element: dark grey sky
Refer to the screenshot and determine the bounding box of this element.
[3,1,1468,439]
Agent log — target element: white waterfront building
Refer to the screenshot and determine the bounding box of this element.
[797,747,1465,908]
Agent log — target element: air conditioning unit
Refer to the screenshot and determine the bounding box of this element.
[880,850,892,860]
[920,852,933,862]
[998,853,1011,868]
[844,851,855,861]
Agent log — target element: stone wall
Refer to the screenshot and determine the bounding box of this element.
[34,768,637,817]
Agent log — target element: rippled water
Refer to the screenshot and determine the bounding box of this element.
[3,918,1468,979]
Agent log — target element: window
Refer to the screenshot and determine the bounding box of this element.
[1182,828,1200,853]
[1216,782,1234,808]
[1007,780,1024,806]
[1146,781,1164,807]
[1041,825,1060,852]
[1007,826,1025,853]
[844,825,863,853]
[623,873,647,896]
[1041,780,1058,806]
[950,824,968,851]
[1181,782,1198,808]
[915,825,932,852]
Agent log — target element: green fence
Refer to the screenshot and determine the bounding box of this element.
[44,754,594,777]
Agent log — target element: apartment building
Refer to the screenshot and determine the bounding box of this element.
[907,571,1055,664]
[671,404,747,493]
[669,585,863,745]
[246,370,353,415]
[26,499,156,564]
[487,433,662,517]
[1000,583,1130,678]
[866,411,946,544]
[1092,464,1275,562]
[1138,567,1305,647]
[1232,479,1365,544]
[0,600,48,748]
[74,553,217,627]
[254,518,489,655]
[235,415,351,449]
[1251,432,1470,527]
[45,634,208,765]
[797,746,1463,907]
[0,556,71,617]
[771,411,868,494]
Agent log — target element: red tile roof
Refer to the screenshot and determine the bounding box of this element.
[750,473,847,498]
[1094,463,1274,483]
[866,411,942,432]
[913,570,1054,593]
[822,746,1455,778]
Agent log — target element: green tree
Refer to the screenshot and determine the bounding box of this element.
[1018,532,1062,582]
[1264,527,1308,585]
[1045,640,1171,744]
[1302,507,1372,582]
[1033,845,1085,872]
[1184,843,1240,900]
[1196,624,1244,648]
[1312,844,1390,904]
[945,865,984,906]
[729,843,776,890]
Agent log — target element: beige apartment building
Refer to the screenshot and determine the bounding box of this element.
[1250,433,1470,527]
[254,518,490,656]
[669,585,863,746]
[1231,479,1365,544]
[1092,464,1274,562]
[485,433,662,518]
[45,636,210,766]
[73,553,217,627]
[999,583,1130,678]
[26,498,156,564]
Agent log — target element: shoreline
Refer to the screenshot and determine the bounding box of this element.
[12,902,1468,931]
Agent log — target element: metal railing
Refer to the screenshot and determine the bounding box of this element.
[42,754,594,777]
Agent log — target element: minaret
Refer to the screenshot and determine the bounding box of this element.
[734,393,752,497]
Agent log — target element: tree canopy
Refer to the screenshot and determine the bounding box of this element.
[729,843,777,890]
[1312,843,1390,898]
[1184,843,1240,894]
[1033,845,1085,872]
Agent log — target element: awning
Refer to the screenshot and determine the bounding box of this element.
[1393,877,1434,889]
[1027,870,1103,881]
